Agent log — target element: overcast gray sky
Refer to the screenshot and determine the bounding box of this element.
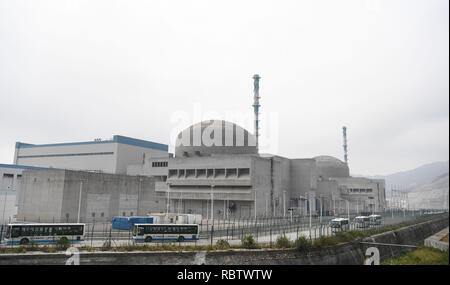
[0,0,448,176]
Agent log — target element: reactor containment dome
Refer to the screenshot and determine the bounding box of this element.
[175,120,257,157]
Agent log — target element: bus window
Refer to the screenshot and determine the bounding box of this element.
[11,227,20,238]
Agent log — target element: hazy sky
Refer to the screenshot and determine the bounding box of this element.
[0,0,448,176]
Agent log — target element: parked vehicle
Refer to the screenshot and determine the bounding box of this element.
[330,218,350,232]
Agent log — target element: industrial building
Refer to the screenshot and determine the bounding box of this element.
[127,120,386,219]
[16,169,163,223]
[14,135,168,174]
[12,75,386,223]
[0,164,51,223]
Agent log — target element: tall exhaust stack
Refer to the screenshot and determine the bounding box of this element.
[342,126,348,164]
[253,74,261,153]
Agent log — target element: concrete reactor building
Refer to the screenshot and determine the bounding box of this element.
[12,75,386,223]
[127,120,386,219]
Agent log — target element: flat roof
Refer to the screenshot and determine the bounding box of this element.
[0,163,52,170]
[15,135,168,152]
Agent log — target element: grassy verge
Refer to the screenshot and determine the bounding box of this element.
[381,247,449,265]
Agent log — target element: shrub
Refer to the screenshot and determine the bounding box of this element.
[276,235,292,248]
[56,237,70,250]
[41,245,57,253]
[294,237,312,252]
[241,235,259,249]
[216,239,231,250]
[335,232,352,243]
[81,246,94,252]
[24,241,39,251]
[101,240,112,251]
[313,236,339,247]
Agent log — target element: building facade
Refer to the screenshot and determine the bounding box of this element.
[127,120,387,219]
[14,135,168,174]
[16,169,164,223]
[0,164,50,223]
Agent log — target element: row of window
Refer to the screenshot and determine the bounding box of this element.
[168,168,250,178]
[17,152,114,159]
[349,188,373,193]
[152,161,168,167]
[139,225,198,235]
[9,225,84,238]
[86,211,134,218]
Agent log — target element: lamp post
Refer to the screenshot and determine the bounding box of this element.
[137,177,143,216]
[307,192,312,240]
[77,180,86,223]
[265,193,268,217]
[166,182,171,215]
[210,185,215,227]
[254,188,257,219]
[1,188,8,224]
[345,199,350,220]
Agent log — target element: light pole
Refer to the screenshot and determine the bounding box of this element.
[345,200,349,220]
[178,191,183,215]
[265,193,268,217]
[308,192,312,240]
[210,185,215,227]
[319,195,323,225]
[137,177,143,216]
[1,188,8,224]
[254,188,257,219]
[166,182,171,215]
[77,180,85,223]
[283,190,286,218]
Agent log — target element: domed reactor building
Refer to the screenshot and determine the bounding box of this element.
[128,76,386,218]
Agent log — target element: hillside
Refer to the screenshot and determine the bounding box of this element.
[408,173,449,210]
[356,160,449,196]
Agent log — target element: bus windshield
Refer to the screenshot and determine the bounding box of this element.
[355,217,369,223]
[5,226,10,239]
[330,221,340,228]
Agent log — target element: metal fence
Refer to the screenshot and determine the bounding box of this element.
[0,210,448,249]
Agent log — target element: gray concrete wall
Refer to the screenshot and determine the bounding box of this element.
[17,170,66,222]
[289,159,317,197]
[0,165,25,223]
[424,227,449,251]
[332,177,387,213]
[16,170,161,223]
[115,143,167,174]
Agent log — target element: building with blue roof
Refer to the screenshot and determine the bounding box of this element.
[13,135,169,174]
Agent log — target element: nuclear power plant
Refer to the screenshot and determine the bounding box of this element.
[3,75,386,223]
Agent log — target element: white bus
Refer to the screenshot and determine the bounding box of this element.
[369,214,382,225]
[330,218,350,232]
[354,216,370,228]
[3,223,85,246]
[132,224,199,243]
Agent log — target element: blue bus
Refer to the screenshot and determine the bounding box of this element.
[111,216,154,230]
